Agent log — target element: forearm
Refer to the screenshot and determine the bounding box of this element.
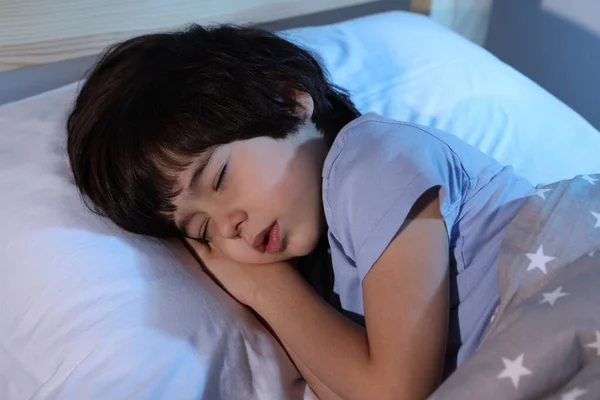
[248,269,376,400]
[252,309,345,400]
[281,341,345,400]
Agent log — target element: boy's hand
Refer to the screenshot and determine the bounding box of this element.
[184,238,293,306]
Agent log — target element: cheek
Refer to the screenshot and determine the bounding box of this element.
[277,162,321,209]
[239,144,294,189]
[230,163,287,210]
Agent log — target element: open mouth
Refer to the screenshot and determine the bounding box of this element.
[253,222,282,254]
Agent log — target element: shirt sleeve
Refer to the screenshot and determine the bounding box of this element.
[323,120,469,282]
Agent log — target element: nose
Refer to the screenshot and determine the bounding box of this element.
[214,209,247,239]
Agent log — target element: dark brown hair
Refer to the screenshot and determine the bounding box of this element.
[67,24,359,238]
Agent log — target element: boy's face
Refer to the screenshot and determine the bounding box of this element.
[172,113,328,265]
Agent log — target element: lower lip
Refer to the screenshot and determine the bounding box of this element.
[265,222,282,254]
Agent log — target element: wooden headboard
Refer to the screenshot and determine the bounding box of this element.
[0,0,417,72]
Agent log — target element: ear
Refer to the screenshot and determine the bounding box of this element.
[292,90,314,122]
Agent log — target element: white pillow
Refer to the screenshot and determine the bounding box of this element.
[285,11,600,186]
[0,85,304,399]
[2,10,599,400]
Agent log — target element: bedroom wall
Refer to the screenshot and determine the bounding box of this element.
[485,0,600,129]
[429,0,493,46]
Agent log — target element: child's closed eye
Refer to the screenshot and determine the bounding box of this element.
[214,162,228,191]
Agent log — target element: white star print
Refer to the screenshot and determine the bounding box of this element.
[539,286,569,306]
[562,387,587,400]
[534,188,552,200]
[525,245,556,275]
[591,212,600,228]
[581,175,598,185]
[497,353,532,389]
[586,330,600,356]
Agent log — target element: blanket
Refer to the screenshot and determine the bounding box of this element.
[432,174,600,399]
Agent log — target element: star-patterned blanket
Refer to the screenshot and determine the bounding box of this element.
[431,174,600,400]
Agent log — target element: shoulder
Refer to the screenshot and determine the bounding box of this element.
[327,112,448,150]
[322,113,468,209]
[321,114,472,260]
[323,113,464,178]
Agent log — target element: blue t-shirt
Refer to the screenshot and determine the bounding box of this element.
[322,113,534,372]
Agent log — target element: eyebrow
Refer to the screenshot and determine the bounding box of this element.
[178,148,216,236]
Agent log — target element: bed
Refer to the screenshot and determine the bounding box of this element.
[1,1,600,399]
